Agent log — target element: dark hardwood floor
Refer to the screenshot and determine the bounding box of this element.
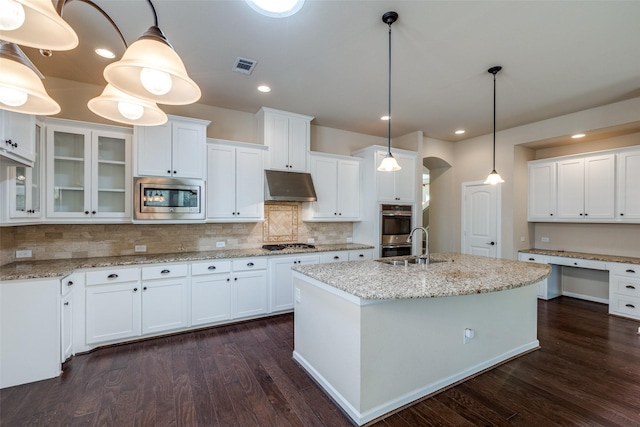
[2,296,640,426]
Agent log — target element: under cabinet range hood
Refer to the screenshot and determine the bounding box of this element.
[264,170,317,202]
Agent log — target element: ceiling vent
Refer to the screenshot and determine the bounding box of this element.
[232,57,257,75]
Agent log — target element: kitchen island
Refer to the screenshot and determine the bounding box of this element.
[291,253,551,425]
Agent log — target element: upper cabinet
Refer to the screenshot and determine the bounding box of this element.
[528,147,640,223]
[256,107,313,172]
[46,120,132,222]
[135,115,209,179]
[353,145,417,203]
[303,152,361,221]
[0,110,35,167]
[207,139,266,222]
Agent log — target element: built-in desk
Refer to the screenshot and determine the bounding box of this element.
[519,249,640,321]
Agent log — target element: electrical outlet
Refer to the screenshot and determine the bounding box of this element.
[307,238,315,244]
[346,237,353,243]
[134,245,147,252]
[295,288,301,303]
[541,237,550,243]
[216,241,225,248]
[520,236,526,242]
[463,328,475,344]
[15,250,32,258]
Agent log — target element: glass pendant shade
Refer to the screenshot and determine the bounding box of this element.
[0,42,60,115]
[484,169,504,185]
[377,153,401,171]
[0,0,78,50]
[88,84,168,126]
[103,26,201,105]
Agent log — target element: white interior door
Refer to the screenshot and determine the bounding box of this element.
[462,182,500,258]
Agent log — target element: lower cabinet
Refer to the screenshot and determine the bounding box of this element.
[609,263,640,320]
[60,274,77,362]
[191,260,232,326]
[86,279,142,344]
[269,255,320,313]
[349,249,374,261]
[232,258,268,319]
[141,264,189,334]
[517,253,561,300]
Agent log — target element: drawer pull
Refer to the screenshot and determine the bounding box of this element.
[64,302,69,306]
[359,254,364,258]
[133,287,138,292]
[107,273,118,279]
[625,304,635,309]
[528,258,535,261]
[67,281,74,286]
[625,285,636,290]
[247,262,254,267]
[333,256,340,260]
[208,265,216,270]
[161,269,170,274]
[626,269,636,274]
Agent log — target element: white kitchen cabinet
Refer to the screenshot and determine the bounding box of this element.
[207,139,266,221]
[616,148,640,221]
[1,119,44,225]
[1,277,60,389]
[269,254,319,313]
[348,249,374,261]
[231,258,268,319]
[191,260,232,326]
[528,160,556,221]
[556,154,615,220]
[320,251,350,263]
[0,110,35,166]
[135,115,209,179]
[517,253,561,300]
[256,107,313,172]
[60,274,75,362]
[303,153,360,221]
[609,263,640,320]
[141,264,189,334]
[46,120,132,221]
[85,267,141,344]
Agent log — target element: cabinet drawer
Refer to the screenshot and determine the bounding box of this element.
[192,260,232,275]
[142,264,188,280]
[60,275,75,296]
[611,275,640,298]
[608,263,640,277]
[518,253,548,264]
[232,258,267,271]
[609,294,640,319]
[349,250,373,261]
[86,267,140,285]
[552,256,607,270]
[320,252,347,263]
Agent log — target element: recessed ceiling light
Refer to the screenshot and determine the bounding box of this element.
[257,85,271,93]
[455,129,465,135]
[95,48,115,59]
[572,133,586,139]
[245,0,305,17]
[381,115,390,121]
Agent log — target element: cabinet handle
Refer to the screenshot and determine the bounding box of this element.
[133,287,138,292]
[529,258,535,261]
[625,285,636,290]
[92,210,96,214]
[226,278,230,282]
[161,269,170,274]
[574,262,578,266]
[339,213,342,215]
[143,286,147,291]
[625,304,635,309]
[5,139,11,146]
[107,273,118,279]
[620,213,624,216]
[333,256,340,260]
[85,211,90,215]
[167,170,171,174]
[64,302,69,306]
[67,281,74,286]
[550,213,553,216]
[579,213,583,216]
[584,213,588,216]
[208,265,216,270]
[234,277,238,281]
[626,269,636,274]
[359,254,364,258]
[247,262,254,267]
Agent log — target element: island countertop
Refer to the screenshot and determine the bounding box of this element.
[292,252,551,300]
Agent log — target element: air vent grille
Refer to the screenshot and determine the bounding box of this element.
[233,57,257,75]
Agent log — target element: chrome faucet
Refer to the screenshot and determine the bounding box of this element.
[407,227,429,264]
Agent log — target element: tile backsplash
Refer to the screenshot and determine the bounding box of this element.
[1,203,353,264]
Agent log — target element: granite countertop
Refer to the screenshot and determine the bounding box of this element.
[0,243,373,281]
[519,249,640,265]
[292,252,551,300]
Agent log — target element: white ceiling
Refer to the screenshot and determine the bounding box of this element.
[24,0,640,142]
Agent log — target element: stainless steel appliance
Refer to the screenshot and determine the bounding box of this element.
[380,204,413,257]
[264,170,317,202]
[134,177,205,220]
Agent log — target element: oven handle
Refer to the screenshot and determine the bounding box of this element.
[381,243,412,248]
[381,212,413,217]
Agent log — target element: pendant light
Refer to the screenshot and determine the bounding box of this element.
[103,0,201,105]
[0,0,78,50]
[0,41,60,114]
[377,11,401,172]
[88,84,168,126]
[484,65,504,185]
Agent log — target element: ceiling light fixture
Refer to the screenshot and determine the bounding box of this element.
[95,48,115,59]
[103,0,201,105]
[257,85,271,93]
[88,84,167,126]
[455,129,465,135]
[0,0,78,50]
[377,11,401,172]
[0,41,60,114]
[572,133,586,139]
[484,65,505,185]
[245,0,305,18]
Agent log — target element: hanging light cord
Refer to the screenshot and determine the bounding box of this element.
[147,0,159,27]
[387,19,392,155]
[492,69,496,170]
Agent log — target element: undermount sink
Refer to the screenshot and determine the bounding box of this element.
[377,257,448,266]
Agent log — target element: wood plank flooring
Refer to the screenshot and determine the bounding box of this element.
[2,296,639,426]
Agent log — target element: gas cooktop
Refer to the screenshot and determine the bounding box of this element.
[262,243,316,251]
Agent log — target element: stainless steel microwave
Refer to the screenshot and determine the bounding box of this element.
[134,177,205,220]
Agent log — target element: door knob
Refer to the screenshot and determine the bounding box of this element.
[486,241,495,246]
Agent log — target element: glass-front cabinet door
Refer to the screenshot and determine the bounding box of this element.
[7,120,43,221]
[46,121,131,221]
